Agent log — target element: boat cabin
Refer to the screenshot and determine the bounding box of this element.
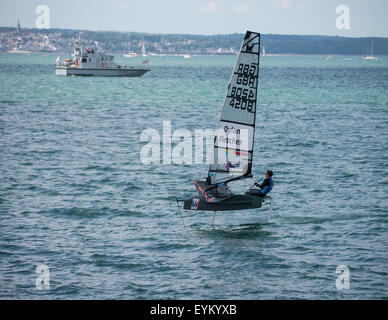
[61,36,120,69]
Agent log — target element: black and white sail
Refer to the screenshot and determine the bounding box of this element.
[208,31,260,186]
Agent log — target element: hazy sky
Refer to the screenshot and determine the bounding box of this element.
[0,0,387,37]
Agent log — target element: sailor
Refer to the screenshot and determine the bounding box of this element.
[246,170,274,197]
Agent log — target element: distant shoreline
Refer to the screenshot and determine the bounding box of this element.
[1,25,388,39]
[1,26,388,55]
[1,50,387,57]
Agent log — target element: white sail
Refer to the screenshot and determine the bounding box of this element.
[142,43,148,56]
[208,31,260,185]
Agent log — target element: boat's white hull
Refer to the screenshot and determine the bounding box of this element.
[362,56,378,61]
[55,66,150,77]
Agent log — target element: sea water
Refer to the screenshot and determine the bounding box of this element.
[0,53,387,299]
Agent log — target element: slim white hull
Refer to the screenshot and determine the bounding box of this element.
[362,56,378,61]
[55,66,150,77]
[123,53,137,58]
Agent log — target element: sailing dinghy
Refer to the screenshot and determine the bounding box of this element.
[179,31,271,213]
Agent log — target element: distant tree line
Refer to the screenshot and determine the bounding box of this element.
[1,27,388,55]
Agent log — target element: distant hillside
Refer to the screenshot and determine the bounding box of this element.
[261,34,388,55]
[1,27,388,55]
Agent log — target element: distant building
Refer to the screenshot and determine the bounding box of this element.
[16,20,21,34]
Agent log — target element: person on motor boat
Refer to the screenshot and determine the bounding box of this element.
[246,170,274,197]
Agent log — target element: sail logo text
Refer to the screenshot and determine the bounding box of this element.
[140,121,249,165]
[223,125,240,134]
[216,135,241,146]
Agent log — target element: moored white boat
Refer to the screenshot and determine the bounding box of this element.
[363,55,378,61]
[362,40,378,61]
[123,33,138,58]
[55,34,150,77]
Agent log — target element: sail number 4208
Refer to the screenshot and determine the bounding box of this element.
[229,98,255,112]
[229,86,255,113]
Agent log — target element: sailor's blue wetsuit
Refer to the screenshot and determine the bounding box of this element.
[259,177,274,196]
[246,177,274,197]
